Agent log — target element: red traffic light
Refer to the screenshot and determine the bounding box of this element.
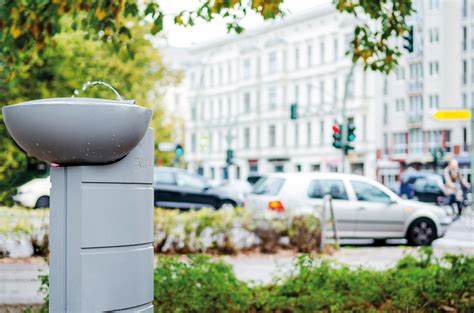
[332,124,340,133]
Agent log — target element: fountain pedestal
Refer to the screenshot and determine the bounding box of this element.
[2,98,154,312]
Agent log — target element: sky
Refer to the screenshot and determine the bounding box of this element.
[158,0,331,47]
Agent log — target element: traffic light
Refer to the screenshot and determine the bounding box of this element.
[290,103,298,120]
[431,147,444,170]
[347,124,356,142]
[332,123,342,149]
[175,144,184,158]
[226,149,234,165]
[404,25,414,53]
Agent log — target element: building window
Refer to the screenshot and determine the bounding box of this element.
[218,65,223,85]
[333,38,338,60]
[429,61,439,77]
[191,133,196,152]
[268,87,277,109]
[319,120,324,145]
[244,127,250,149]
[244,92,251,113]
[463,93,468,108]
[383,103,388,124]
[307,44,313,66]
[393,132,407,154]
[429,28,439,44]
[319,81,325,105]
[410,62,423,81]
[243,58,251,78]
[395,98,405,112]
[427,130,442,151]
[295,164,302,172]
[409,95,423,122]
[294,47,300,69]
[409,128,423,154]
[347,75,354,99]
[306,84,312,106]
[396,67,405,80]
[227,61,232,83]
[294,123,299,147]
[268,51,277,73]
[320,41,325,64]
[191,103,197,121]
[463,0,468,17]
[429,0,439,11]
[471,58,474,83]
[269,125,276,147]
[383,133,389,155]
[383,78,388,95]
[307,122,312,146]
[333,77,338,103]
[227,97,232,117]
[428,94,439,109]
[294,84,300,103]
[462,59,467,84]
[462,26,467,51]
[471,25,474,49]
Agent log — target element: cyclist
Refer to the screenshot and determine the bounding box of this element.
[443,159,470,216]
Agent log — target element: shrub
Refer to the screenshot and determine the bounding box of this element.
[154,256,251,312]
[33,249,474,312]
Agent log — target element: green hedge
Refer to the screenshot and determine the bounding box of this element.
[153,249,473,312]
[31,249,473,312]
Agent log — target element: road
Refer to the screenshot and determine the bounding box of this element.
[0,214,473,305]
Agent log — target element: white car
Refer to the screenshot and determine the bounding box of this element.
[245,172,453,246]
[13,176,51,208]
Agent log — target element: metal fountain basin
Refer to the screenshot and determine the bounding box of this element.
[2,97,152,165]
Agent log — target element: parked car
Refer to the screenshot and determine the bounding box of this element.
[244,173,453,246]
[247,175,263,185]
[412,175,445,203]
[400,171,441,199]
[153,167,243,210]
[13,176,51,208]
[217,180,252,203]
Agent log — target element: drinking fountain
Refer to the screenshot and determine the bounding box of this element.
[2,94,154,312]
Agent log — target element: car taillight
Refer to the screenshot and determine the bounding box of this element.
[268,200,285,212]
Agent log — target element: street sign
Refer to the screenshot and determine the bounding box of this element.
[432,110,471,120]
[158,142,177,152]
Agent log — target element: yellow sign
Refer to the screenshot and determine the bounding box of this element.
[432,110,471,120]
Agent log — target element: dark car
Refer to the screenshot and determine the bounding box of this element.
[153,167,242,210]
[400,171,438,199]
[247,175,263,185]
[412,174,445,203]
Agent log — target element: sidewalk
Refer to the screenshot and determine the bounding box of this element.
[432,212,474,252]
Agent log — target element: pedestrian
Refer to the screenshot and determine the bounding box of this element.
[443,159,470,217]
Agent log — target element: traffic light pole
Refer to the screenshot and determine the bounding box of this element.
[341,62,356,173]
[471,103,474,196]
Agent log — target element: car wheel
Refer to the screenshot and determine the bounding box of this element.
[406,218,437,246]
[35,196,50,209]
[218,200,236,210]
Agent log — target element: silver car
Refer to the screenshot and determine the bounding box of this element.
[244,172,453,246]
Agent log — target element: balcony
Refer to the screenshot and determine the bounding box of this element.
[407,112,423,126]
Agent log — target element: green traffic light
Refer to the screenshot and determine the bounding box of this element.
[175,144,184,157]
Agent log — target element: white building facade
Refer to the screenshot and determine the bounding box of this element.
[376,0,472,184]
[184,5,378,181]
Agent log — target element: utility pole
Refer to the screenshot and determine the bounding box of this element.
[341,62,356,173]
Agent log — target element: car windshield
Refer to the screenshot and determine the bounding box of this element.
[154,170,176,185]
[252,177,285,195]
